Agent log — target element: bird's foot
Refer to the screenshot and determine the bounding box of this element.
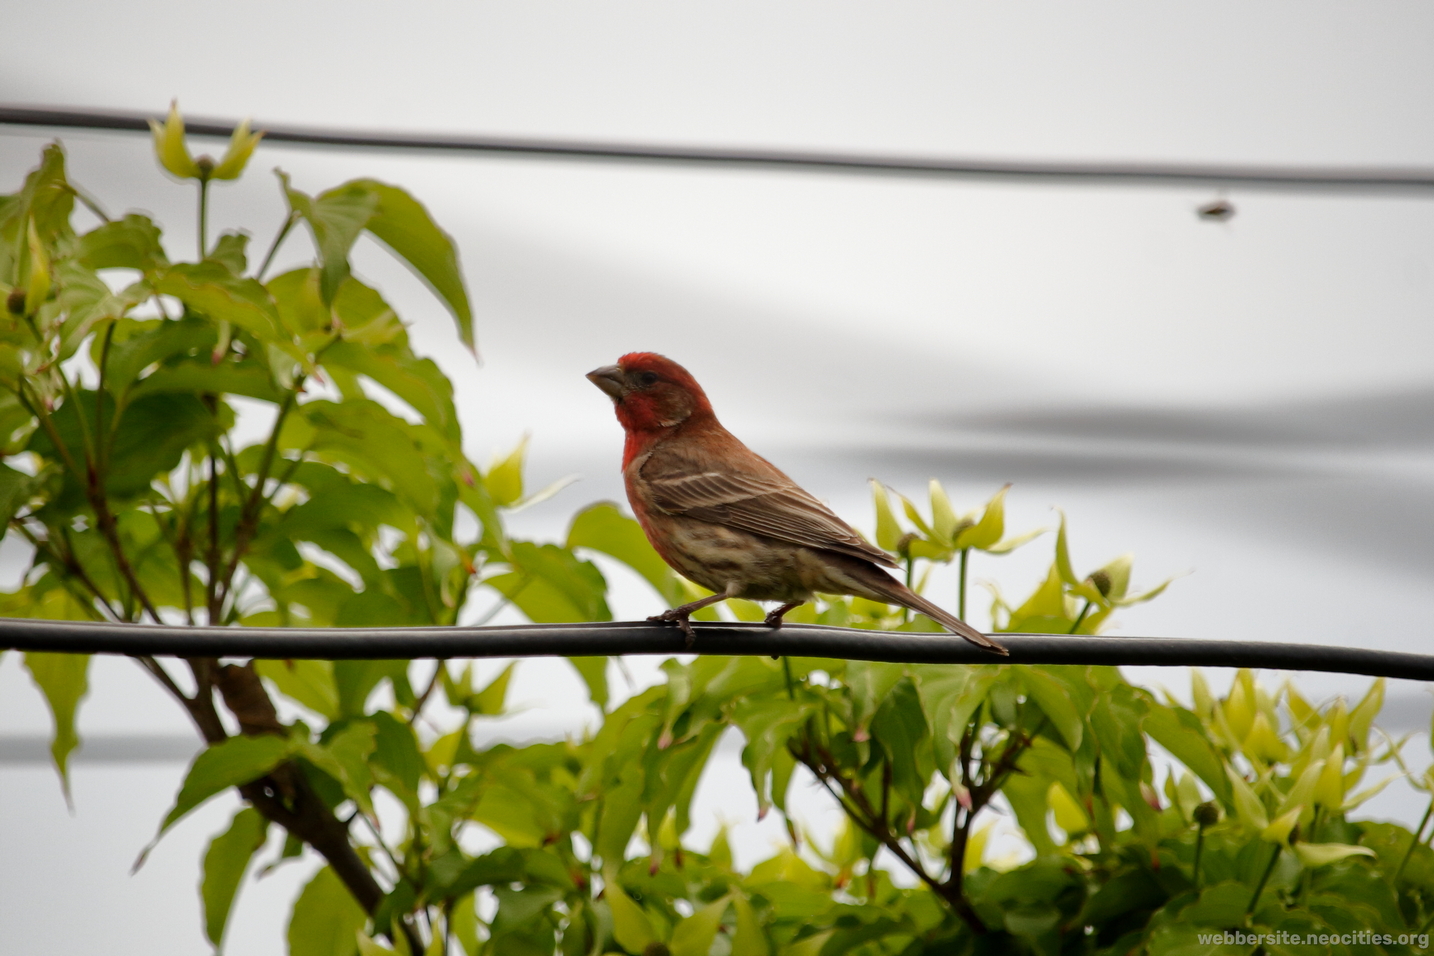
[763,601,803,629]
[648,609,697,648]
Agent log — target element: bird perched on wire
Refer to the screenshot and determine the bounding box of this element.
[587,352,1007,655]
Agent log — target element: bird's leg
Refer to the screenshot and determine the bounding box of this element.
[649,591,729,647]
[763,601,804,629]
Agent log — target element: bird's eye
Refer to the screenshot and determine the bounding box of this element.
[636,371,659,387]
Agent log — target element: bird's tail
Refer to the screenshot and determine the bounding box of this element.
[859,571,1009,656]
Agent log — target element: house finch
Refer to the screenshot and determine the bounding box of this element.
[587,352,1007,655]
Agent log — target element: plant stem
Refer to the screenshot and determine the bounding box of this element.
[782,657,795,701]
[216,385,300,602]
[1245,843,1281,918]
[205,449,221,624]
[93,322,115,473]
[1069,599,1092,635]
[1192,823,1207,888]
[794,730,987,932]
[256,212,297,280]
[67,183,111,223]
[408,662,446,726]
[197,178,211,258]
[1395,798,1434,885]
[958,548,969,620]
[10,520,120,621]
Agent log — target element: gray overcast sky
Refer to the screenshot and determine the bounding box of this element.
[3,3,1434,953]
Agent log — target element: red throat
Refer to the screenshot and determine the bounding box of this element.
[609,353,715,467]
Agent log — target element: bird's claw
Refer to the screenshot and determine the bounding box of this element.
[762,611,785,629]
[648,610,697,648]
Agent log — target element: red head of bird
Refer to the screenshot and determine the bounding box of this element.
[587,353,715,460]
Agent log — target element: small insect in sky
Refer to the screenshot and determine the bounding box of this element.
[1197,198,1236,222]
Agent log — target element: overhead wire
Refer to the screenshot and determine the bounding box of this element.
[4,105,1434,193]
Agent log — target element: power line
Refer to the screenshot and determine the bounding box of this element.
[0,617,1428,680]
[4,105,1434,194]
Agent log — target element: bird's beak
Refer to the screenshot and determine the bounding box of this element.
[586,365,628,401]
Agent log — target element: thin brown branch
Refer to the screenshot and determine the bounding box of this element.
[217,387,299,605]
[10,520,121,621]
[408,660,446,726]
[205,448,222,623]
[131,655,189,702]
[793,729,987,931]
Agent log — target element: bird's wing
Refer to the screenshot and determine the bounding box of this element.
[645,469,899,568]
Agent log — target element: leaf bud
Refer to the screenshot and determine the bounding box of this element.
[1193,801,1220,828]
[1139,780,1162,811]
[896,531,918,557]
[1088,569,1112,597]
[5,288,24,315]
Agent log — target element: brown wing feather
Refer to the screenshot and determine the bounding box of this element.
[646,469,899,568]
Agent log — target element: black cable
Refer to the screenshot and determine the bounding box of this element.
[0,617,1428,681]
[4,104,1434,194]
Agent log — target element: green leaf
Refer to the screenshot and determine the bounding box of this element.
[730,894,769,956]
[0,461,37,526]
[669,894,731,956]
[288,866,368,956]
[954,483,1010,551]
[485,435,527,507]
[29,390,220,504]
[491,884,563,938]
[280,399,443,515]
[101,315,216,397]
[210,119,262,181]
[1294,843,1376,867]
[918,665,1000,779]
[1225,765,1269,831]
[567,501,681,605]
[1143,703,1232,806]
[928,479,960,541]
[302,721,378,817]
[1017,666,1085,750]
[207,232,249,275]
[2,143,75,242]
[143,735,294,865]
[281,174,378,305]
[255,659,340,720]
[369,711,425,808]
[869,480,903,552]
[733,697,814,816]
[333,660,410,718]
[487,542,611,623]
[201,806,268,949]
[461,662,510,715]
[1053,510,1078,585]
[845,660,905,731]
[321,340,459,442]
[604,872,659,953]
[127,359,283,405]
[154,263,285,345]
[77,214,169,272]
[22,651,90,801]
[149,102,202,180]
[869,677,929,804]
[472,782,552,849]
[344,179,474,351]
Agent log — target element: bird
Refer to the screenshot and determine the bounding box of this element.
[586,352,1008,655]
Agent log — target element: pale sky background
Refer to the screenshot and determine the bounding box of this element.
[2,2,1434,953]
